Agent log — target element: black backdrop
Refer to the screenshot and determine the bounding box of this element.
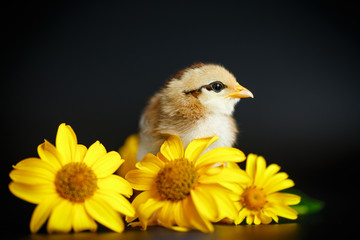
[2,0,359,236]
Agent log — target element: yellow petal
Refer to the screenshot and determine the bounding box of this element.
[195,147,246,169]
[185,197,214,233]
[207,186,237,220]
[85,194,124,232]
[131,190,158,210]
[258,212,272,224]
[246,214,254,225]
[137,198,165,229]
[74,144,87,162]
[72,203,97,232]
[271,203,298,220]
[263,207,279,223]
[9,182,56,204]
[254,215,261,225]
[170,225,191,232]
[263,172,290,192]
[83,141,107,167]
[245,153,258,180]
[119,134,139,157]
[156,201,176,228]
[260,163,281,186]
[160,135,184,161]
[30,194,62,233]
[264,178,295,194]
[173,200,191,229]
[267,193,301,205]
[55,123,77,165]
[47,199,74,233]
[198,167,250,186]
[126,190,158,223]
[235,208,249,225]
[97,175,133,198]
[191,188,217,221]
[125,169,156,191]
[9,169,53,185]
[184,136,218,162]
[37,140,62,170]
[135,153,164,173]
[117,135,139,178]
[12,157,56,176]
[254,156,266,186]
[227,161,241,169]
[92,151,123,178]
[96,189,135,217]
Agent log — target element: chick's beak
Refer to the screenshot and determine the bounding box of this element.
[226,84,254,98]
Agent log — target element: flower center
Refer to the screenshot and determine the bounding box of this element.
[55,162,97,202]
[240,186,267,211]
[156,158,198,201]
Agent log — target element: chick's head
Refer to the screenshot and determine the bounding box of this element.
[165,63,253,116]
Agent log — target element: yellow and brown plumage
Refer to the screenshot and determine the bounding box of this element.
[137,63,253,161]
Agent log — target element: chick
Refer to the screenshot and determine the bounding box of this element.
[137,63,253,161]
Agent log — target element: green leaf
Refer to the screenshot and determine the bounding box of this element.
[281,189,324,215]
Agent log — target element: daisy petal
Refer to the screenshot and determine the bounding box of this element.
[156,201,175,227]
[160,135,184,161]
[136,153,164,173]
[184,136,218,162]
[55,123,77,165]
[259,213,272,224]
[254,156,266,186]
[96,189,135,217]
[9,169,53,185]
[267,193,301,205]
[97,175,133,198]
[92,151,123,178]
[126,190,158,223]
[186,197,214,233]
[265,179,295,194]
[245,153,258,180]
[74,144,87,162]
[235,208,249,225]
[254,215,261,225]
[209,186,237,220]
[30,194,62,233]
[263,208,279,223]
[125,169,156,191]
[263,172,290,192]
[37,141,62,170]
[9,182,55,204]
[131,190,158,210]
[260,163,281,185]
[191,189,217,221]
[173,200,191,229]
[12,157,56,175]
[72,203,97,232]
[47,200,74,233]
[83,141,107,167]
[246,215,254,225]
[85,194,124,233]
[195,147,246,169]
[198,167,250,186]
[138,198,165,229]
[272,204,298,220]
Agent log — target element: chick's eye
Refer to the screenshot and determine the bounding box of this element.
[211,82,225,92]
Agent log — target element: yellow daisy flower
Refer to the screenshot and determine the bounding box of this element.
[125,135,248,233]
[9,123,135,233]
[117,134,139,178]
[234,154,301,225]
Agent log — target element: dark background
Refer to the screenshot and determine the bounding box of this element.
[2,0,359,238]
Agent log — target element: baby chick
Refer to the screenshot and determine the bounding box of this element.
[137,63,253,161]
